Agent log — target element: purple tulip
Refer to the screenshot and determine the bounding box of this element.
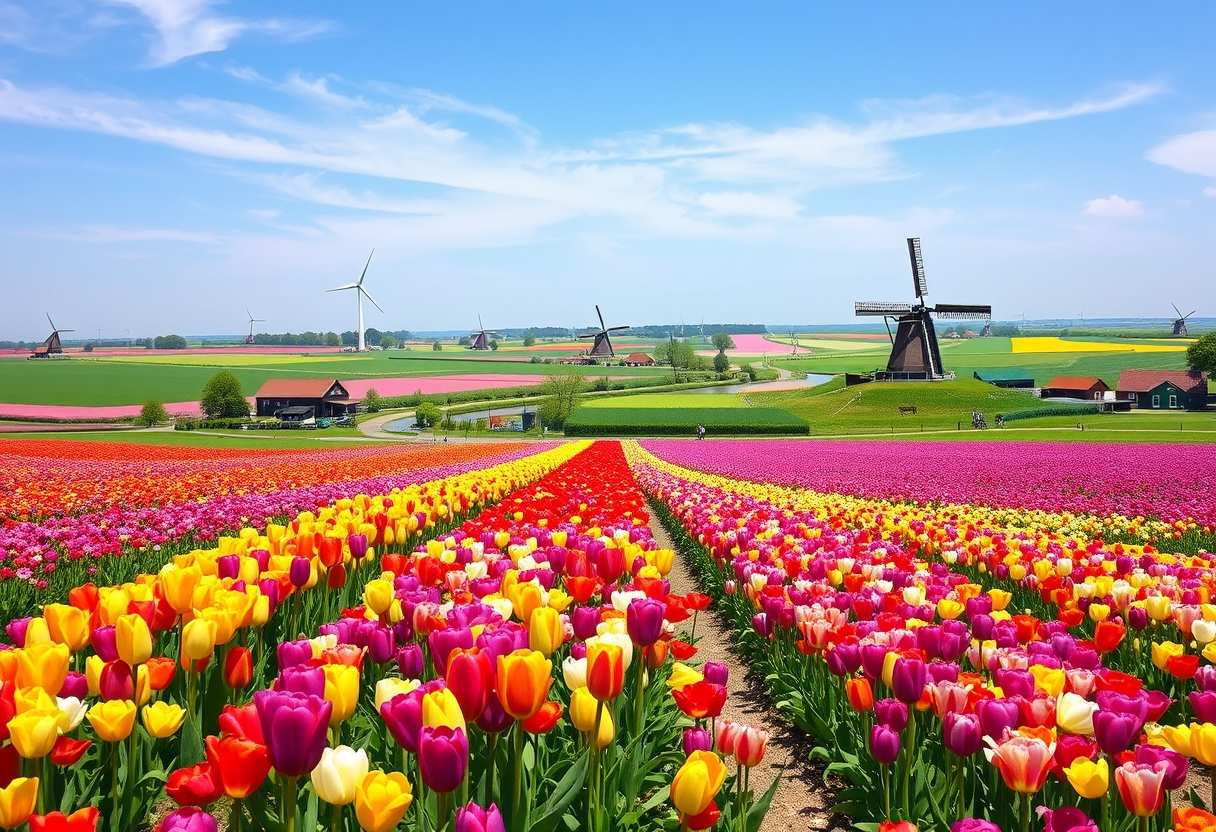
[92,625,119,663]
[570,607,602,642]
[1196,665,1216,692]
[951,820,1001,832]
[368,625,396,666]
[1191,691,1216,723]
[1135,743,1188,791]
[1126,606,1148,630]
[994,668,1035,700]
[289,556,311,588]
[277,639,313,672]
[348,533,368,559]
[381,686,427,754]
[976,698,1020,742]
[455,802,506,832]
[5,618,30,648]
[159,808,219,832]
[860,644,888,679]
[253,689,332,778]
[475,693,515,734]
[276,666,325,699]
[926,661,960,685]
[626,598,666,647]
[1092,709,1139,755]
[396,643,425,679]
[891,657,926,705]
[683,727,712,755]
[419,726,469,793]
[216,555,240,580]
[703,662,729,687]
[61,670,88,700]
[874,698,908,732]
[970,614,995,642]
[1038,806,1099,832]
[869,724,901,765]
[943,712,982,757]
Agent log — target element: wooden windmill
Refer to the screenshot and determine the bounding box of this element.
[855,237,991,380]
[578,305,629,358]
[1172,304,1196,337]
[30,314,73,359]
[469,316,501,350]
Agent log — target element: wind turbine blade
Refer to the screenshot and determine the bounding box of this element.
[327,283,359,292]
[246,306,253,321]
[358,249,375,286]
[360,286,384,313]
[596,305,606,332]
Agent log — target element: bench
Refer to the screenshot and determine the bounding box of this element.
[899,405,918,416]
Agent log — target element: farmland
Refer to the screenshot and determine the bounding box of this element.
[564,406,809,436]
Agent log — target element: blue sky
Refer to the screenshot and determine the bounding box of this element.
[1,1,1213,340]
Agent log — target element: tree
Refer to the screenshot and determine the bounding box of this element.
[324,332,341,347]
[415,402,443,428]
[1187,332,1216,374]
[710,332,736,352]
[713,351,730,373]
[537,372,585,430]
[200,371,249,418]
[139,400,169,426]
[154,334,188,350]
[458,336,472,346]
[380,334,398,350]
[522,333,537,347]
[432,341,443,351]
[364,388,383,413]
[489,339,500,351]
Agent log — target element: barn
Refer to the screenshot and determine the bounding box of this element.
[254,379,358,419]
[1115,370,1209,411]
[1041,376,1111,400]
[623,352,655,366]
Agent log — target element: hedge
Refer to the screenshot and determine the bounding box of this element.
[563,406,809,436]
[1001,404,1101,422]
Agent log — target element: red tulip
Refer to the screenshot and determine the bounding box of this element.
[522,701,562,734]
[446,648,493,722]
[218,703,265,744]
[223,647,253,690]
[165,763,221,806]
[672,681,728,720]
[145,657,177,691]
[28,807,100,832]
[49,737,90,767]
[205,735,272,799]
[670,641,697,660]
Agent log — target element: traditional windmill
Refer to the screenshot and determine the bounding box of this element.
[245,307,266,345]
[1172,304,1196,337]
[855,237,991,380]
[326,250,383,352]
[469,316,501,350]
[30,314,73,359]
[577,305,629,358]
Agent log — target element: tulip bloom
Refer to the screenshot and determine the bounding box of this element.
[204,735,271,799]
[42,605,90,653]
[942,712,982,758]
[9,709,68,759]
[734,725,769,767]
[671,750,726,818]
[455,802,505,832]
[528,607,564,658]
[586,641,625,702]
[1063,757,1108,799]
[141,702,187,739]
[870,724,901,765]
[313,746,369,806]
[16,643,69,697]
[496,650,553,720]
[446,650,492,723]
[165,764,221,807]
[1115,761,1168,817]
[322,664,361,725]
[1175,808,1216,832]
[626,598,666,647]
[673,681,728,721]
[49,738,90,768]
[28,807,100,832]
[522,702,562,734]
[419,726,469,794]
[354,771,414,832]
[115,613,153,667]
[984,735,1055,794]
[158,808,218,832]
[0,778,39,830]
[846,678,874,712]
[87,700,137,743]
[182,619,217,663]
[253,690,332,779]
[223,648,253,690]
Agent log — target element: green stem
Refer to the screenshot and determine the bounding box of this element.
[633,660,647,739]
[956,758,965,819]
[34,755,44,817]
[233,798,244,832]
[330,802,339,832]
[513,724,525,831]
[110,744,120,832]
[486,733,497,806]
[882,764,890,821]
[283,776,299,832]
[1020,793,1030,832]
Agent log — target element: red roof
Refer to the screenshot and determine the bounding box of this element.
[1043,376,1108,390]
[1117,370,1208,394]
[255,378,348,399]
[624,352,654,364]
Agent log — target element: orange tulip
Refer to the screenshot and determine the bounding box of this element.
[496,649,552,720]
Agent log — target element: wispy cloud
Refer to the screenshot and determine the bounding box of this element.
[13,224,220,243]
[1147,128,1216,177]
[1083,194,1145,218]
[109,0,331,65]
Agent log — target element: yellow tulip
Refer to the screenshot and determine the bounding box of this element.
[1163,724,1195,758]
[15,642,69,697]
[0,778,38,830]
[87,700,137,743]
[671,750,727,817]
[666,662,704,691]
[182,618,218,661]
[160,564,201,614]
[363,579,394,617]
[1191,722,1216,767]
[21,619,50,647]
[1145,596,1172,623]
[1088,603,1111,622]
[1064,757,1108,799]
[354,771,414,832]
[321,664,360,726]
[420,687,465,732]
[1029,666,1065,698]
[374,678,420,712]
[14,687,56,715]
[987,588,1013,611]
[42,604,90,652]
[1151,641,1184,672]
[141,702,186,738]
[8,709,68,759]
[116,613,153,667]
[528,606,564,658]
[936,599,965,620]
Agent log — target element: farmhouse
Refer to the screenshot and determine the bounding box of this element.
[623,352,655,366]
[1041,376,1110,400]
[254,378,358,419]
[973,368,1035,389]
[1115,370,1209,411]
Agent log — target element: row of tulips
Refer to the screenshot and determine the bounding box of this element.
[638,439,1216,539]
[148,440,776,832]
[626,441,1216,832]
[0,441,586,832]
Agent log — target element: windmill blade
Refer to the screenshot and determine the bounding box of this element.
[359,286,385,314]
[1185,310,1197,320]
[1173,303,1184,319]
[577,333,597,339]
[605,325,629,332]
[907,237,928,298]
[357,250,375,286]
[327,283,359,292]
[47,313,57,331]
[933,304,992,320]
[855,301,913,316]
[596,305,606,332]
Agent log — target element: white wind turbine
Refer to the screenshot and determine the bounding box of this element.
[327,250,383,352]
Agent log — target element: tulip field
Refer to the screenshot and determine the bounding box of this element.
[2,433,1216,832]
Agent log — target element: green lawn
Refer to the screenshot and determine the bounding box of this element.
[582,392,747,409]
[0,429,381,448]
[564,406,808,436]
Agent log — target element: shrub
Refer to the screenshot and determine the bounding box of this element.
[200,371,249,418]
[523,333,537,347]
[139,400,169,426]
[364,388,383,413]
[415,402,443,427]
[713,352,730,373]
[432,341,443,352]
[1001,405,1101,422]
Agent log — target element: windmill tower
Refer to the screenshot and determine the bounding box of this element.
[789,330,799,355]
[578,305,629,358]
[30,314,73,359]
[326,250,383,352]
[245,308,265,345]
[469,316,501,350]
[854,237,991,380]
[1172,304,1196,337]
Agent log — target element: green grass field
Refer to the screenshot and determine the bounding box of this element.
[0,429,380,448]
[564,406,807,436]
[582,393,747,409]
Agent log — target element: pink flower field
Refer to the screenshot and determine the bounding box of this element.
[640,438,1216,526]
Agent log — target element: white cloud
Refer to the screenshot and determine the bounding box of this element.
[1083,194,1144,218]
[1147,129,1216,176]
[109,0,331,65]
[15,225,219,243]
[1204,186,1216,197]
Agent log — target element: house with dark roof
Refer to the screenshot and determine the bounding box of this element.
[973,368,1035,389]
[1041,376,1110,400]
[254,379,357,419]
[1115,370,1209,411]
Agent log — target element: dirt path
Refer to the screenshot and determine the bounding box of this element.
[650,513,845,832]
